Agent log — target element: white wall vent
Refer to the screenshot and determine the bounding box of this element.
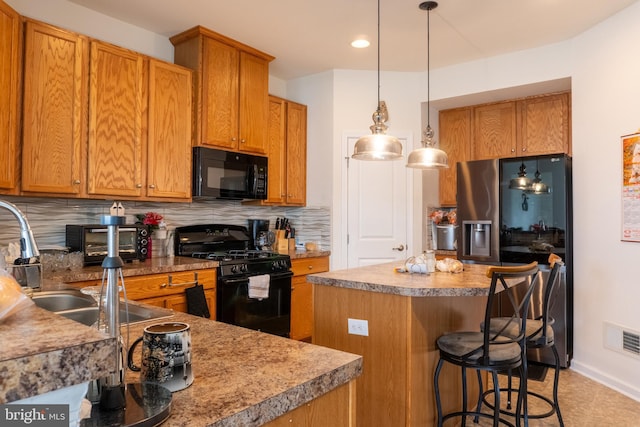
[604,321,640,359]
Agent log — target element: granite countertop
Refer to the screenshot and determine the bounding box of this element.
[0,304,115,403]
[45,256,218,283]
[289,250,331,259]
[124,312,361,427]
[307,261,494,297]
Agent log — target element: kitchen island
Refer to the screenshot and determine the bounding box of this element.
[307,261,494,427]
[1,299,361,426]
[124,312,361,426]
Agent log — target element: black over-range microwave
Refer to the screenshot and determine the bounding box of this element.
[66,224,149,265]
[192,147,268,200]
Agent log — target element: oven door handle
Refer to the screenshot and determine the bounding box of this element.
[219,277,250,285]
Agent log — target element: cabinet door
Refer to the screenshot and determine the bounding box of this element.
[438,107,471,206]
[22,21,88,195]
[290,275,312,341]
[147,59,192,199]
[473,101,517,160]
[88,41,145,197]
[0,1,20,192]
[285,101,307,205]
[518,92,570,156]
[201,37,239,150]
[266,96,287,204]
[238,51,269,154]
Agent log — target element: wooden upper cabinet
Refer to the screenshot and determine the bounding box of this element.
[285,100,307,205]
[21,20,88,196]
[0,1,20,193]
[252,96,307,206]
[87,41,145,198]
[472,101,517,160]
[265,96,287,204]
[438,107,472,207]
[170,26,274,155]
[518,92,570,156]
[146,59,193,200]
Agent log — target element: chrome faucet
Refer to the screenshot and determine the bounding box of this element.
[0,199,40,263]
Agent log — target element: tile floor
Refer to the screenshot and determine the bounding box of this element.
[445,367,640,426]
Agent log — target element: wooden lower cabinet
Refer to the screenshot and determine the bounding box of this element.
[263,381,355,427]
[68,268,216,318]
[290,256,329,341]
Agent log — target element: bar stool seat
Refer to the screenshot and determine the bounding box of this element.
[433,261,541,427]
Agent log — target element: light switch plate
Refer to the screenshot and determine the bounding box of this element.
[348,318,369,336]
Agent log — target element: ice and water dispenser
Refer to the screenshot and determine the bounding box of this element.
[462,220,492,257]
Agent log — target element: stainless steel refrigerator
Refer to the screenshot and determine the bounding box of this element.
[456,154,573,368]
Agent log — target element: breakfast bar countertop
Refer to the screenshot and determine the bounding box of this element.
[124,312,362,427]
[307,261,493,297]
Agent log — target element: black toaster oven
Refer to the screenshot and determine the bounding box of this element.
[65,224,149,265]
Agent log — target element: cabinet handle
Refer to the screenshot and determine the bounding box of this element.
[136,184,142,188]
[149,184,156,189]
[73,180,81,185]
[160,272,199,288]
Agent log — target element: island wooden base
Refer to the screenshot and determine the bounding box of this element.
[265,381,355,426]
[314,285,487,427]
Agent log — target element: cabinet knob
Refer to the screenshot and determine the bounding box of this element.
[149,184,156,189]
[522,148,527,152]
[73,180,81,185]
[308,265,313,270]
[231,137,237,141]
[136,184,142,188]
[241,139,246,143]
[511,149,515,153]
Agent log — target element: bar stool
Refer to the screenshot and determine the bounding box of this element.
[481,254,565,426]
[433,261,541,427]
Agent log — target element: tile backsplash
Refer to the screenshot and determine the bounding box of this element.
[0,196,330,252]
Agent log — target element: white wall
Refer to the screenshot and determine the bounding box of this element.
[5,0,173,61]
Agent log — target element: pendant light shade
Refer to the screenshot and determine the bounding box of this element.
[352,0,403,161]
[407,1,448,169]
[509,161,532,190]
[353,101,403,160]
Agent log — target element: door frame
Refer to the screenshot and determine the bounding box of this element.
[339,130,414,269]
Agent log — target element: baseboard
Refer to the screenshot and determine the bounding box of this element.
[571,360,640,402]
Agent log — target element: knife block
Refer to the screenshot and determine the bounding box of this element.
[275,230,288,253]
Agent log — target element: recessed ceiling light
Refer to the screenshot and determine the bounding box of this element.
[351,39,370,48]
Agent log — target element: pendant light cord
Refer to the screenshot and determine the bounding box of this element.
[377,0,381,109]
[426,5,431,128]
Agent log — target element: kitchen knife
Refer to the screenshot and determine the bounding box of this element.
[275,218,281,230]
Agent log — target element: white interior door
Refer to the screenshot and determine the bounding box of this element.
[344,133,410,268]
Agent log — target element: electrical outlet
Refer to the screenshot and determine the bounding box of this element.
[348,318,369,336]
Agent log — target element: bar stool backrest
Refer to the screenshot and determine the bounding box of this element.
[478,261,541,365]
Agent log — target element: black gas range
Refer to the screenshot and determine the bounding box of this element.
[175,224,292,337]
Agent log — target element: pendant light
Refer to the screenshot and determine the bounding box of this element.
[509,161,532,190]
[406,1,448,169]
[352,0,403,161]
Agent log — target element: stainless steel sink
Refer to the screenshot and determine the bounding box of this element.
[32,289,96,311]
[32,289,173,326]
[57,304,174,327]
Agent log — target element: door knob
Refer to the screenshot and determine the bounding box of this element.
[392,244,405,251]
